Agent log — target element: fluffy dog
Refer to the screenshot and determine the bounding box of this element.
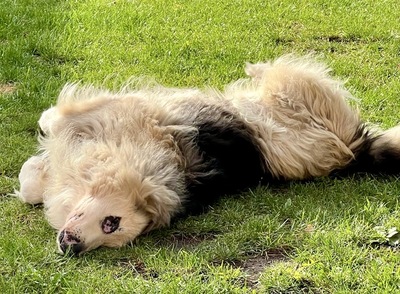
[17,55,400,255]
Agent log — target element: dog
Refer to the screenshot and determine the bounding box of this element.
[16,55,400,255]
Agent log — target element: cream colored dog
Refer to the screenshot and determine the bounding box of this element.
[17,55,400,254]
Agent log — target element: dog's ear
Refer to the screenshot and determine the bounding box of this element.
[137,178,181,231]
[141,220,155,234]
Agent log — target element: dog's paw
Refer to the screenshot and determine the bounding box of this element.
[38,107,60,136]
[17,156,47,205]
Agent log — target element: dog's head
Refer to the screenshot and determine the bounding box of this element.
[57,195,148,255]
[55,170,182,255]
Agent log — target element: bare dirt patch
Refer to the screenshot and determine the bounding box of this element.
[212,247,291,289]
[0,83,16,94]
[117,258,159,279]
[244,248,288,272]
[241,249,289,288]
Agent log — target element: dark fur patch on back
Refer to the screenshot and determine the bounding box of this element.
[181,104,270,214]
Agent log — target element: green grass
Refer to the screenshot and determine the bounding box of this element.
[1,0,400,292]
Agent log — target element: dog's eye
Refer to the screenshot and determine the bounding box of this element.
[101,216,121,234]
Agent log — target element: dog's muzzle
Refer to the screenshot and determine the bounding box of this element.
[58,230,84,255]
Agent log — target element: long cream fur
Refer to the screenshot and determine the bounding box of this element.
[16,55,400,254]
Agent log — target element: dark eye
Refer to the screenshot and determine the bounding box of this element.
[101,216,121,234]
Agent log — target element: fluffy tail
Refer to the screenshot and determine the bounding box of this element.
[345,125,400,175]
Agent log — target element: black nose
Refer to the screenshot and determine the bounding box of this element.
[58,230,84,255]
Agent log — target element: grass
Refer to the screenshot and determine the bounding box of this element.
[1,0,400,292]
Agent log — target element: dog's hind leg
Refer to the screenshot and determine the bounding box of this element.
[16,154,48,204]
[246,55,361,147]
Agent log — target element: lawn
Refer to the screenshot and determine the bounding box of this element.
[1,0,400,292]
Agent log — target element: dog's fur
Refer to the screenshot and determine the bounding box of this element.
[16,55,400,254]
